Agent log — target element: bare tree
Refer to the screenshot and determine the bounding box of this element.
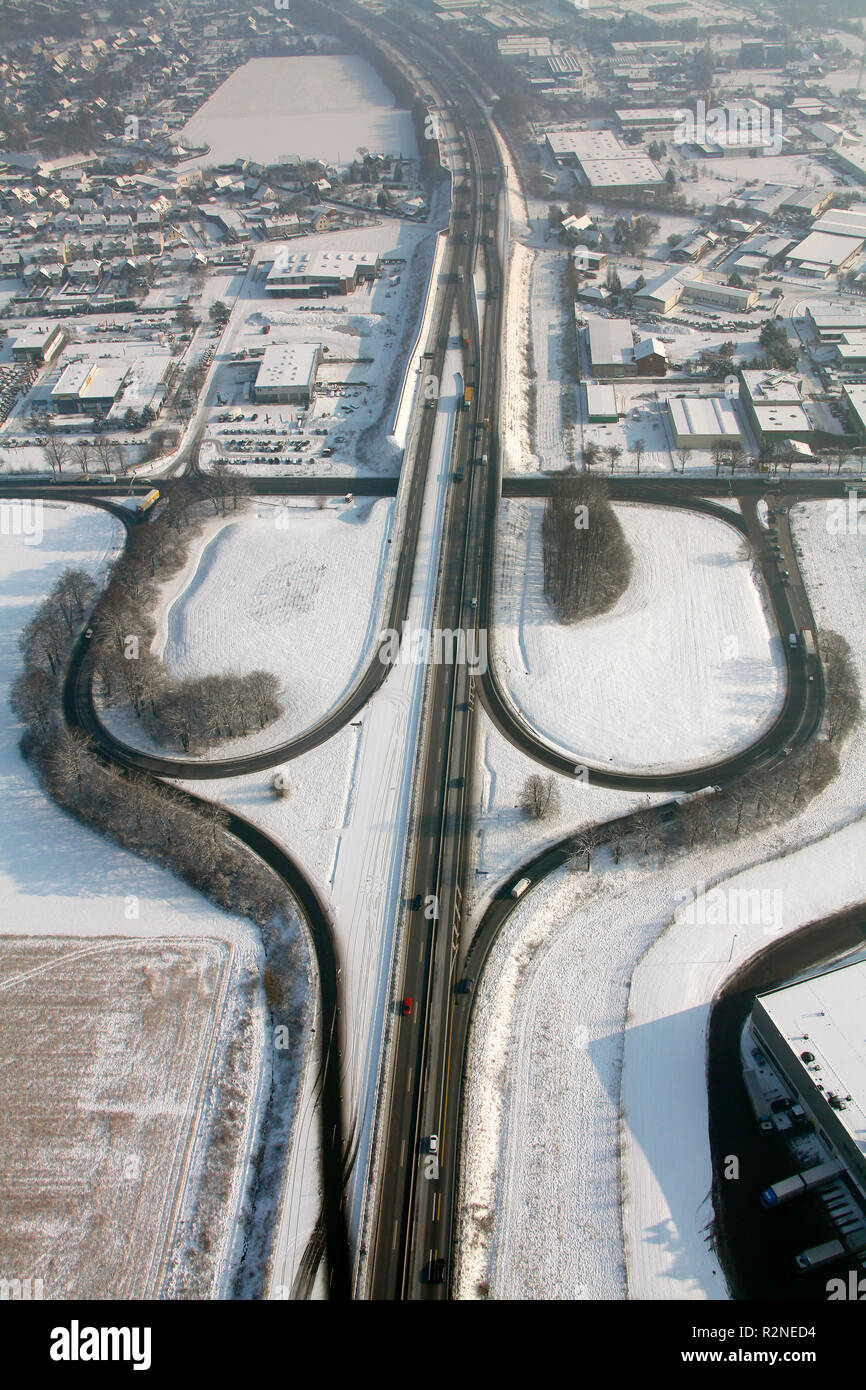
[44,435,72,480]
[47,727,93,798]
[570,823,601,871]
[10,667,55,735]
[520,773,561,821]
[632,439,645,475]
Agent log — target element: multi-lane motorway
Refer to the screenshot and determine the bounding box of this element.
[2,5,852,1302]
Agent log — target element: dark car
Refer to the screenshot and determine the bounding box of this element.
[430,1257,446,1284]
[410,893,422,911]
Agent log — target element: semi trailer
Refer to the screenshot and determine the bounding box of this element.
[760,1159,843,1209]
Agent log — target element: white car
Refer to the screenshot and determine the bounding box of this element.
[428,1134,439,1156]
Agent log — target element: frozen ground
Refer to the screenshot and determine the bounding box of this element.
[0,503,284,1298]
[99,495,394,758]
[493,499,785,772]
[181,56,417,170]
[456,499,866,1301]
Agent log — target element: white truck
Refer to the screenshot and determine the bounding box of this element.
[760,1159,843,1209]
[802,629,816,657]
[794,1239,845,1272]
[511,877,531,899]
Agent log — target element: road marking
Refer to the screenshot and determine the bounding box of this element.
[406,1066,414,1094]
[392,1220,398,1250]
[433,1192,441,1222]
[400,1139,406,1167]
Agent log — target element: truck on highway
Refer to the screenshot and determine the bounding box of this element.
[743,1068,774,1132]
[760,1159,843,1209]
[802,629,816,657]
[794,1239,846,1272]
[788,632,798,647]
[511,877,531,899]
[463,385,473,410]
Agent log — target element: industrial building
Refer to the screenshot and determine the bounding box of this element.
[747,960,866,1202]
[667,395,741,448]
[785,230,864,277]
[265,249,381,297]
[545,128,663,193]
[8,323,66,364]
[806,303,866,341]
[615,107,683,133]
[585,315,635,377]
[50,350,172,418]
[633,270,687,316]
[252,342,322,405]
[584,381,620,422]
[680,278,759,312]
[842,383,866,440]
[778,188,835,219]
[739,370,813,445]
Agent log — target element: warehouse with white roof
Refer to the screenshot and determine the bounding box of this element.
[252,342,322,404]
[265,249,381,297]
[667,395,741,447]
[748,960,866,1200]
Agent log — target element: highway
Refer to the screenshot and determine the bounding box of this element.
[15,3,849,1303]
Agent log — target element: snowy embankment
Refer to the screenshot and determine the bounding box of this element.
[493,499,785,772]
[99,495,394,759]
[457,499,866,1301]
[0,503,287,1299]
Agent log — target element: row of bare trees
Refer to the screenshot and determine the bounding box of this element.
[11,568,96,727]
[10,528,289,933]
[90,477,281,751]
[542,472,632,622]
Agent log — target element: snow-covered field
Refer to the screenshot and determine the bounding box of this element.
[100,495,394,757]
[457,499,866,1301]
[0,503,286,1298]
[181,56,417,170]
[493,499,785,772]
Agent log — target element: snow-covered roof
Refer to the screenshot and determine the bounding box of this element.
[755,960,866,1163]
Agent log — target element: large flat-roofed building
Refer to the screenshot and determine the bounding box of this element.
[786,231,864,277]
[680,278,759,312]
[8,323,67,364]
[265,249,380,297]
[740,369,812,445]
[107,352,172,422]
[806,303,866,341]
[667,395,741,448]
[545,128,663,193]
[813,207,866,241]
[584,381,620,422]
[50,351,172,418]
[615,107,683,132]
[585,315,635,377]
[842,383,866,439]
[748,960,866,1200]
[51,358,128,414]
[253,342,322,404]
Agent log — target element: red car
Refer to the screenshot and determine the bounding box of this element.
[402,996,413,1016]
